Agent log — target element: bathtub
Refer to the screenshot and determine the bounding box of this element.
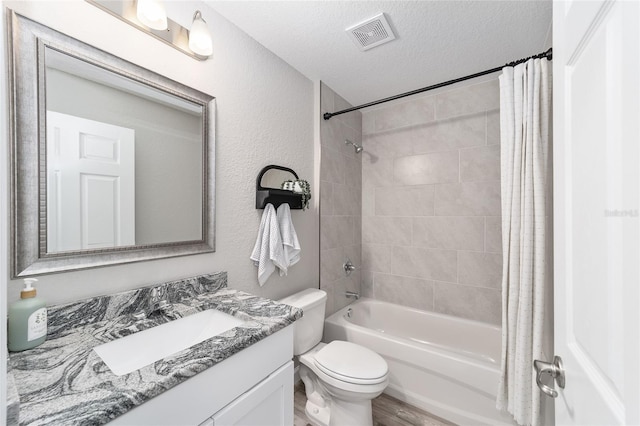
[323,298,515,426]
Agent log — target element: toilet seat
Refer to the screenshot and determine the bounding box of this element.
[313,341,388,385]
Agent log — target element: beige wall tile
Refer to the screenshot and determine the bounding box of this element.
[321,216,354,250]
[337,121,359,158]
[374,274,434,311]
[392,246,457,281]
[362,243,393,273]
[320,147,345,185]
[403,96,437,127]
[435,181,501,216]
[433,282,501,325]
[320,117,340,149]
[344,244,362,270]
[320,83,363,304]
[362,156,394,188]
[321,247,343,284]
[362,186,376,217]
[362,216,412,245]
[435,79,500,120]
[457,251,502,288]
[323,280,337,317]
[344,155,362,189]
[486,110,500,145]
[334,274,361,311]
[394,151,459,185]
[412,216,484,250]
[365,128,414,158]
[375,185,435,216]
[372,107,402,133]
[412,113,486,154]
[320,181,333,216]
[334,184,360,216]
[352,216,362,246]
[485,216,502,253]
[460,145,501,182]
[361,270,374,298]
[333,92,361,134]
[374,96,436,132]
[323,80,504,325]
[334,90,352,112]
[362,111,375,135]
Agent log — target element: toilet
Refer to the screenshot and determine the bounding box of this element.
[280,289,388,426]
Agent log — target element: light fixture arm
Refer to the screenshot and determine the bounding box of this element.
[193,10,205,23]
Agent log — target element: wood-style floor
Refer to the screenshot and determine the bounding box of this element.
[294,383,455,426]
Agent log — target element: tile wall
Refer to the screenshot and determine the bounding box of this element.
[319,83,363,316]
[360,79,502,325]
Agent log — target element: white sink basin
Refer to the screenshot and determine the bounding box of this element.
[94,309,246,376]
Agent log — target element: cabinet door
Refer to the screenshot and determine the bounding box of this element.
[213,361,293,426]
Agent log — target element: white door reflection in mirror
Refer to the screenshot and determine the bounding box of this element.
[47,111,135,252]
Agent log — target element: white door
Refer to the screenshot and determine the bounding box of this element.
[46,112,136,252]
[552,0,639,425]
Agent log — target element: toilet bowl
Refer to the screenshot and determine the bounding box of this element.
[280,289,389,426]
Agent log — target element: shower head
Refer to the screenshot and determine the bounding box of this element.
[345,139,364,154]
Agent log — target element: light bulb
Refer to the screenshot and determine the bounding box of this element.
[136,0,167,31]
[189,11,212,57]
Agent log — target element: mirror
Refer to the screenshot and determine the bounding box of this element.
[10,11,216,277]
[259,167,299,189]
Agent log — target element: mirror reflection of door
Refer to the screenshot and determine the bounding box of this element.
[46,111,135,252]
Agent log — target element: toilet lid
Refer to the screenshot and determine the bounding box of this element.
[314,341,388,385]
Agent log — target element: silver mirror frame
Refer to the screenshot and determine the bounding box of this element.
[8,10,216,277]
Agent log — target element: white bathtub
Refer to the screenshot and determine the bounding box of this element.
[323,298,515,426]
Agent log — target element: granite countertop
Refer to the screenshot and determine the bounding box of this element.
[7,272,302,426]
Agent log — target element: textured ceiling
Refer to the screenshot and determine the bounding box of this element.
[205,1,552,106]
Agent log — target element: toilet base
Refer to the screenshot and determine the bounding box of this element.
[300,362,379,426]
[304,393,374,426]
[305,399,330,426]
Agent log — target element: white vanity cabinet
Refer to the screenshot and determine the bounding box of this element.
[111,326,294,425]
[200,361,293,426]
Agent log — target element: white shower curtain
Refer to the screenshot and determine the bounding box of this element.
[496,58,551,426]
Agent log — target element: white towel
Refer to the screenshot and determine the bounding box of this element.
[277,203,301,275]
[250,204,286,286]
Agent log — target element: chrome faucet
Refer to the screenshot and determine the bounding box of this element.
[343,258,357,276]
[345,291,360,300]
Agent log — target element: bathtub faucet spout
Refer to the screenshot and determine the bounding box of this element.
[345,291,360,300]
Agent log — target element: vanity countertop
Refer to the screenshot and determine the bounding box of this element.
[7,272,302,425]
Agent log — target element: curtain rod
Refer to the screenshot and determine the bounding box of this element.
[323,47,552,121]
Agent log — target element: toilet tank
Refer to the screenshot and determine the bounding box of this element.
[279,289,327,355]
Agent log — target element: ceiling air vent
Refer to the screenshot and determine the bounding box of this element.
[346,13,396,52]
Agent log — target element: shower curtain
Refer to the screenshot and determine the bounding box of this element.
[496,58,551,426]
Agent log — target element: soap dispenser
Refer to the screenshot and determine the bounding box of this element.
[8,278,47,352]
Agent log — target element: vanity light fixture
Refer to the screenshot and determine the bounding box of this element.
[136,0,167,31]
[87,0,212,60]
[189,11,213,57]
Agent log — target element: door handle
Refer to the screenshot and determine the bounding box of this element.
[533,355,565,398]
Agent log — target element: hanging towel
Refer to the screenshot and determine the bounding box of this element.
[250,204,286,286]
[277,203,301,275]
